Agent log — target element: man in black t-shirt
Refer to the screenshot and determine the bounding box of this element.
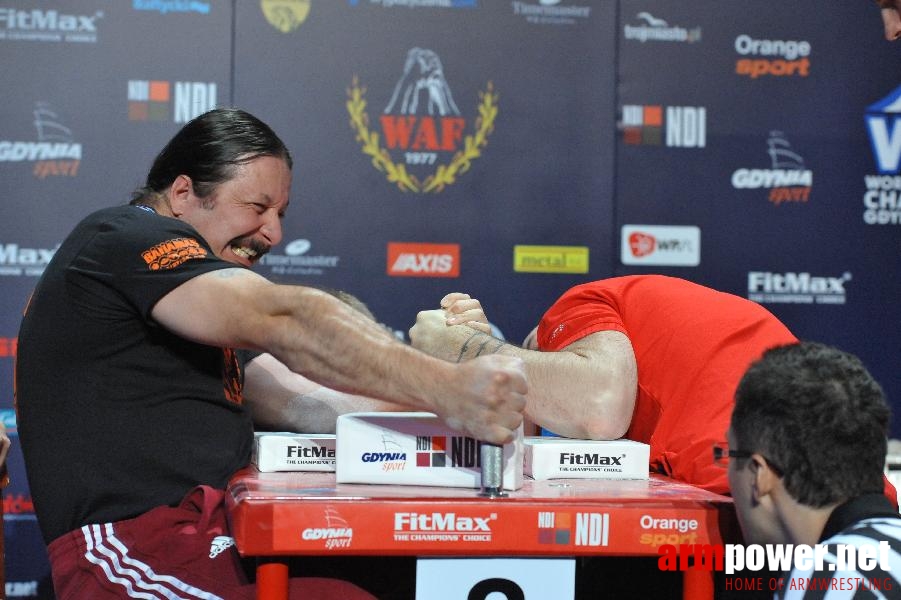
[15,108,527,600]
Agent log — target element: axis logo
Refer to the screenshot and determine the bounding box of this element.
[0,102,81,178]
[387,242,459,277]
[863,84,901,225]
[731,131,812,205]
[127,80,217,123]
[621,105,706,148]
[537,511,609,547]
[621,225,700,267]
[348,48,497,193]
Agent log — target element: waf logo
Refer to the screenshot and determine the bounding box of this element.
[537,511,609,547]
[127,80,217,123]
[863,85,901,225]
[140,237,207,270]
[416,435,483,468]
[347,47,497,193]
[731,130,812,205]
[0,102,81,178]
[387,242,459,277]
[621,104,706,148]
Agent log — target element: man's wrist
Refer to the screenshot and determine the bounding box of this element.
[457,331,506,362]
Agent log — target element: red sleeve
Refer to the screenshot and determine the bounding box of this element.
[536,281,628,351]
[884,474,899,511]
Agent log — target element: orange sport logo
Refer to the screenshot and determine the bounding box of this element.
[140,237,207,270]
[734,34,811,79]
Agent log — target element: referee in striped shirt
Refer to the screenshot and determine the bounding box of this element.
[724,341,901,599]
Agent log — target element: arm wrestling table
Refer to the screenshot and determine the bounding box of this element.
[227,467,737,600]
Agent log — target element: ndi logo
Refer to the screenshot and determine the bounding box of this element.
[621,105,706,148]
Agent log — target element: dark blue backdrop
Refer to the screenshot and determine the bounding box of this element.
[1,1,898,596]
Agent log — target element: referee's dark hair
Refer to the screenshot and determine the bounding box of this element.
[731,341,890,507]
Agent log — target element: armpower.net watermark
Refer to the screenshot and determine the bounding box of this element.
[658,543,893,593]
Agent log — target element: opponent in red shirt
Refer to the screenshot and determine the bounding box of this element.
[412,275,797,494]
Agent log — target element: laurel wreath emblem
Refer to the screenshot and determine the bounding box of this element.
[346,76,498,193]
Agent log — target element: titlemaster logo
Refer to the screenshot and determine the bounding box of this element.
[512,1,591,26]
[260,239,340,277]
[748,271,850,305]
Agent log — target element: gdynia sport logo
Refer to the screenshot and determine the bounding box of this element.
[657,542,893,593]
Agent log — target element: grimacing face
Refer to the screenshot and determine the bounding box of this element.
[180,155,292,268]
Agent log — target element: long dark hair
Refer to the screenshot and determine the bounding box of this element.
[131,108,292,205]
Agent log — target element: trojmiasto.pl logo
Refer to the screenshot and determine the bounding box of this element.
[347,47,497,193]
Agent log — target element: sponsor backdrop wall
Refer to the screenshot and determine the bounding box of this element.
[0,1,898,596]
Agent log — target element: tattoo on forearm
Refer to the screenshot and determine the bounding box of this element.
[457,332,506,362]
